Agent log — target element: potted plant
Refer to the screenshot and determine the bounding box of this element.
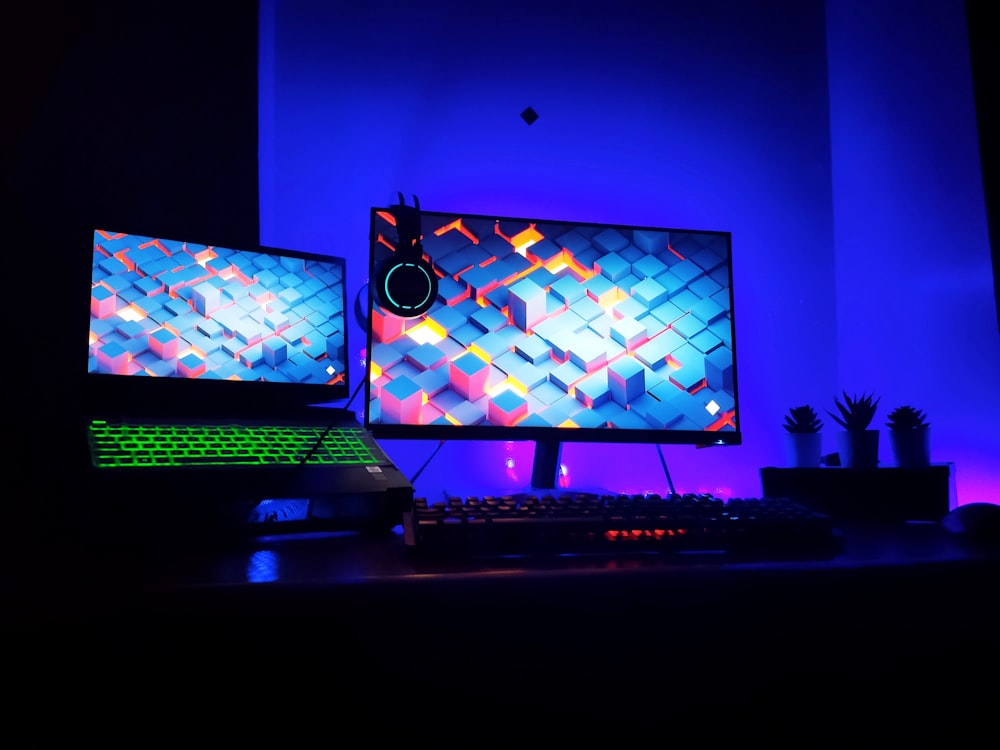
[827,391,880,468]
[783,405,824,468]
[886,405,930,468]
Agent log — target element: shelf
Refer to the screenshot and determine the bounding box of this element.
[759,463,955,522]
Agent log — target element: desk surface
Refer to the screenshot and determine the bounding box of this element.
[9,447,998,733]
[149,518,990,585]
[24,513,999,615]
[9,508,1000,730]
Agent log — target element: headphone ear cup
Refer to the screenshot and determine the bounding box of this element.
[374,253,438,318]
[354,282,369,331]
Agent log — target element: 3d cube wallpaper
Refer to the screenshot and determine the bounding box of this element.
[88,230,348,387]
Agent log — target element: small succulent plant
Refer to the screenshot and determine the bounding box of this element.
[784,405,823,433]
[886,405,928,431]
[827,391,880,432]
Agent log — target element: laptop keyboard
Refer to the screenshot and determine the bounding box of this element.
[87,419,377,469]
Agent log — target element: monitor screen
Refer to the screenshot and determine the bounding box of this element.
[85,229,349,417]
[364,206,740,484]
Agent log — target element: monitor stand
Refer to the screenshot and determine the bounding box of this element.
[429,439,621,501]
[523,439,619,498]
[530,439,563,490]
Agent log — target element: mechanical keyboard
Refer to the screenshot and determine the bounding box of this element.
[404,491,842,560]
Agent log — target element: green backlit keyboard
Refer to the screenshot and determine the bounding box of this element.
[87,419,377,469]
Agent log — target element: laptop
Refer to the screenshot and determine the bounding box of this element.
[81,228,413,542]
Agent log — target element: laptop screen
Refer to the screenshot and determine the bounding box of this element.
[85,229,350,419]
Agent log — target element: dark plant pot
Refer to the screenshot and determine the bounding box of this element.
[784,432,823,468]
[837,430,880,469]
[889,427,930,468]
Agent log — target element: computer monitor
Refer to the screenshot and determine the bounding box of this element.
[364,206,740,489]
[85,228,349,418]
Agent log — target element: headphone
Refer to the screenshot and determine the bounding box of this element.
[373,192,438,318]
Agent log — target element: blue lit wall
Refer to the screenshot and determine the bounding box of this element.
[825,0,999,506]
[259,0,999,505]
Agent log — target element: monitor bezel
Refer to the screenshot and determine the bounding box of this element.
[363,207,740,448]
[83,228,351,419]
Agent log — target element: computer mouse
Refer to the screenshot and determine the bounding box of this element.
[941,502,1000,544]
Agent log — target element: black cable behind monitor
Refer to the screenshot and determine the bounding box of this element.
[656,444,678,496]
[410,440,447,485]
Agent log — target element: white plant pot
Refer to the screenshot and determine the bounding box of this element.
[889,428,930,468]
[837,430,880,469]
[784,432,823,468]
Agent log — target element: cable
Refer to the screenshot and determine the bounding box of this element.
[298,377,367,467]
[298,422,335,466]
[344,374,366,411]
[410,439,446,485]
[655,444,677,496]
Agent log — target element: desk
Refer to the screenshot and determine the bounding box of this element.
[7,508,1000,734]
[9,449,999,738]
[20,516,1000,637]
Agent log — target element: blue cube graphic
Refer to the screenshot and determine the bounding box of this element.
[671,312,705,339]
[608,356,646,406]
[690,296,727,325]
[427,304,469,336]
[705,347,734,392]
[515,334,553,365]
[595,252,631,282]
[584,273,618,305]
[414,366,450,397]
[264,310,289,332]
[567,329,608,373]
[614,295,647,321]
[459,264,499,300]
[610,317,648,351]
[509,278,547,331]
[550,360,586,393]
[592,228,629,253]
[261,336,288,367]
[635,329,684,370]
[405,342,447,371]
[633,391,685,429]
[471,305,508,333]
[449,400,487,426]
[632,229,669,254]
[489,389,528,426]
[632,254,668,280]
[631,277,669,309]
[690,329,722,354]
[550,274,587,305]
[569,295,603,322]
[115,319,145,340]
[574,369,610,408]
[437,276,467,306]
